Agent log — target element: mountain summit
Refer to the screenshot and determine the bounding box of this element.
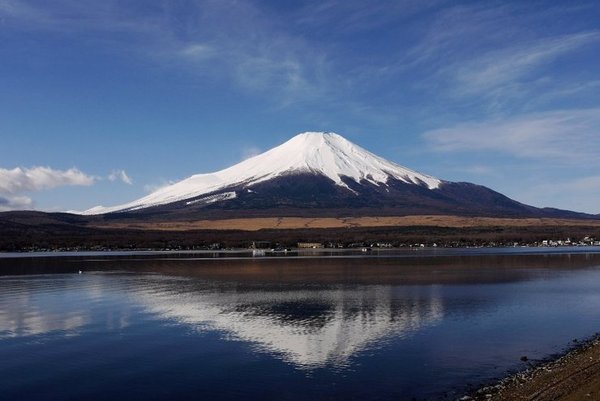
[225,132,442,190]
[84,132,440,214]
[83,132,587,219]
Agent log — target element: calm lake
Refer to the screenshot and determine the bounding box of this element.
[1,248,600,400]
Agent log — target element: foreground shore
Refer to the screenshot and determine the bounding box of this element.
[465,334,600,401]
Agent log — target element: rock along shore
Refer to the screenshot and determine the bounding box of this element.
[461,333,600,401]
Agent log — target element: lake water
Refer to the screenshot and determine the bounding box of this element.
[1,249,600,400]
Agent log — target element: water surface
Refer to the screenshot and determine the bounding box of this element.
[1,250,600,400]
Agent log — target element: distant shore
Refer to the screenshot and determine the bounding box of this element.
[464,334,600,401]
[2,245,600,258]
[2,211,599,251]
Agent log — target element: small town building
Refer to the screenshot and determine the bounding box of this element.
[297,242,324,249]
[251,241,272,249]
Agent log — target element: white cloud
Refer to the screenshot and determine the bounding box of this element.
[0,195,33,212]
[108,169,133,185]
[0,166,95,195]
[423,108,600,162]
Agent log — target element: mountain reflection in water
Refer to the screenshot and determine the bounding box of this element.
[138,281,444,368]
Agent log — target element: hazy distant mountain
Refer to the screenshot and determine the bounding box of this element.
[81,132,592,220]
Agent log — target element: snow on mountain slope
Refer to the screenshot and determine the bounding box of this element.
[82,132,441,214]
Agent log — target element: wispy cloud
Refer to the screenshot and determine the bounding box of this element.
[423,108,600,162]
[3,1,597,120]
[293,0,444,34]
[0,166,95,194]
[405,3,514,66]
[108,170,133,185]
[399,3,600,114]
[0,0,159,35]
[529,80,600,108]
[0,0,331,104]
[451,32,600,96]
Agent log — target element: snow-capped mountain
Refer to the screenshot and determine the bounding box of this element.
[84,132,441,215]
[82,131,588,219]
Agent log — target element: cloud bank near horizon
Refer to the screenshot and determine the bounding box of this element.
[0,166,134,211]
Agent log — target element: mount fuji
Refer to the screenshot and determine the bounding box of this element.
[82,132,587,219]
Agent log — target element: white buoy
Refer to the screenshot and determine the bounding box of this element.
[78,270,82,274]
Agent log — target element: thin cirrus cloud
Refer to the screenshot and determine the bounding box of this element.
[0,0,329,103]
[108,170,133,185]
[2,1,596,114]
[450,31,600,96]
[404,4,513,67]
[0,0,339,107]
[400,3,600,113]
[422,108,600,161]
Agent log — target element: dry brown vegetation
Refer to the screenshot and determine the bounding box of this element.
[93,215,600,232]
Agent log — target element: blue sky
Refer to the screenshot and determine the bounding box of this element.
[0,0,599,214]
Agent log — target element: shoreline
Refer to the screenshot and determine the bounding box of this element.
[2,245,600,257]
[463,333,600,401]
